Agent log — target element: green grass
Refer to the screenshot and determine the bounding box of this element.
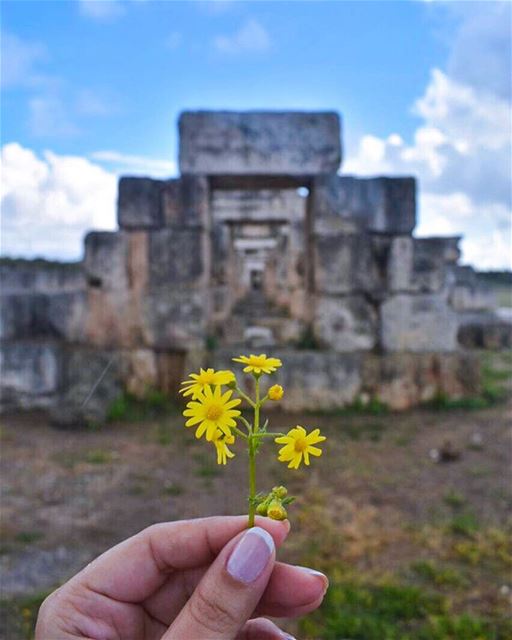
[300,581,442,639]
[0,589,54,640]
[299,580,511,640]
[107,389,177,422]
[443,490,467,509]
[480,353,510,404]
[85,449,114,464]
[14,531,44,545]
[427,392,491,411]
[410,560,466,587]
[162,482,184,496]
[448,512,479,537]
[53,449,115,468]
[426,351,510,411]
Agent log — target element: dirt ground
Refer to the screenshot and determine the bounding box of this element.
[1,353,511,639]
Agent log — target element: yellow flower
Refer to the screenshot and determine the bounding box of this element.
[275,425,326,469]
[268,384,284,401]
[233,353,282,375]
[183,385,241,441]
[180,368,235,399]
[212,429,236,465]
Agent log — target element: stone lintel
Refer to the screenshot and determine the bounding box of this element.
[179,111,341,175]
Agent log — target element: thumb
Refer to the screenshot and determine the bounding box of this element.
[164,526,276,640]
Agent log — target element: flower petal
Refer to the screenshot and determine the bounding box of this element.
[307,445,323,457]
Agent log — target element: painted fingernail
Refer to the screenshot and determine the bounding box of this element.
[227,527,274,584]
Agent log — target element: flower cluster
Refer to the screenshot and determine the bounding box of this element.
[180,353,326,524]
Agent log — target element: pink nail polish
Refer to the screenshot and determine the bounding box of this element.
[226,527,274,584]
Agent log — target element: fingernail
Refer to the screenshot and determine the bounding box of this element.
[227,527,274,584]
[295,565,329,591]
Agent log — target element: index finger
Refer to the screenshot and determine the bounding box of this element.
[74,516,290,603]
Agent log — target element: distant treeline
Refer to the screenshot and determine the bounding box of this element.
[477,270,512,286]
[0,256,81,269]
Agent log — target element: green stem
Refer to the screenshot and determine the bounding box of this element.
[253,432,285,438]
[254,376,260,434]
[239,415,252,433]
[247,376,261,528]
[232,426,248,440]
[235,386,256,409]
[248,438,256,528]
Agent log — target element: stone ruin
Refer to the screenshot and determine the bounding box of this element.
[1,110,505,421]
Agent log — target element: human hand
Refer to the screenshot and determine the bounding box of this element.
[35,516,328,639]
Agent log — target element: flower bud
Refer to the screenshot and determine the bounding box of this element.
[256,501,268,516]
[268,384,284,401]
[267,500,287,521]
[272,485,288,499]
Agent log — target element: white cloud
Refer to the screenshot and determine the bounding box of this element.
[344,12,511,273]
[414,68,510,152]
[0,143,117,260]
[90,150,176,177]
[214,18,271,54]
[446,1,511,100]
[0,32,49,89]
[463,229,512,271]
[78,0,125,21]
[416,193,511,269]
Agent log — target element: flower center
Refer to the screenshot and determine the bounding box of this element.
[294,437,308,452]
[250,356,266,367]
[206,404,223,421]
[200,372,215,384]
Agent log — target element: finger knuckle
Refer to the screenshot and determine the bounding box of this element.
[188,583,239,634]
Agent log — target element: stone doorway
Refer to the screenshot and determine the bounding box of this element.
[209,179,312,347]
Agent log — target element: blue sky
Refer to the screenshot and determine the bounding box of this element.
[1,0,511,268]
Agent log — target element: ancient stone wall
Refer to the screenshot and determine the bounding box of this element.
[1,110,504,420]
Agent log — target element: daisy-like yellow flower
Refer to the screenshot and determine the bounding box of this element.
[233,353,282,375]
[183,385,241,441]
[268,384,284,401]
[211,430,236,465]
[275,425,326,469]
[180,368,235,399]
